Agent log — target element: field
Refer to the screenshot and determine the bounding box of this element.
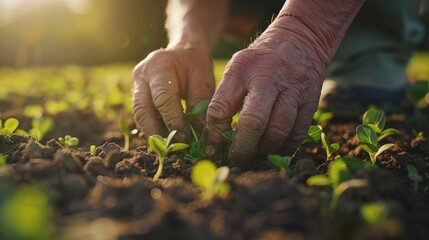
[1,55,429,240]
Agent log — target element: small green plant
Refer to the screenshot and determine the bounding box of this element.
[183,100,210,162]
[29,117,54,140]
[415,131,424,141]
[0,118,19,135]
[191,160,230,199]
[406,165,423,192]
[267,154,291,174]
[148,130,189,181]
[0,155,6,168]
[120,119,131,151]
[313,109,333,125]
[89,145,96,155]
[357,109,399,165]
[321,132,339,160]
[58,135,79,148]
[303,125,322,144]
[360,202,389,225]
[307,157,368,209]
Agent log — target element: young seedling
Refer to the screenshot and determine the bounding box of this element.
[357,108,399,165]
[89,145,96,155]
[58,135,79,148]
[30,116,54,140]
[307,157,368,209]
[406,165,423,192]
[120,119,131,151]
[148,130,189,181]
[360,202,389,225]
[0,155,6,168]
[313,109,333,125]
[0,118,19,135]
[356,125,397,165]
[191,160,230,199]
[183,100,209,162]
[321,132,340,160]
[267,154,292,174]
[302,125,322,144]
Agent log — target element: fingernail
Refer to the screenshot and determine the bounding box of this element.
[205,144,216,157]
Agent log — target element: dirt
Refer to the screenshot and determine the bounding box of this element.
[1,106,429,240]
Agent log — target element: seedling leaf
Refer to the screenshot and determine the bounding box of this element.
[166,130,177,146]
[374,143,395,159]
[267,154,292,170]
[4,118,19,133]
[363,109,386,132]
[407,165,423,182]
[359,142,378,154]
[357,125,378,146]
[189,100,209,117]
[306,174,330,186]
[328,158,349,188]
[360,202,389,225]
[378,128,400,142]
[222,130,235,142]
[192,160,217,190]
[303,125,322,144]
[168,143,189,152]
[148,135,166,157]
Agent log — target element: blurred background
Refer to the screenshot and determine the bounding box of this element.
[0,0,170,67]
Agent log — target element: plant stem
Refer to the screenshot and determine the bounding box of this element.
[370,153,376,165]
[124,135,130,151]
[153,157,164,181]
[189,124,199,142]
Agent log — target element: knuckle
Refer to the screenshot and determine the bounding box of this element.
[238,113,266,135]
[207,100,230,122]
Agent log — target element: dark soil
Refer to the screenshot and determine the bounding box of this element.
[1,107,429,240]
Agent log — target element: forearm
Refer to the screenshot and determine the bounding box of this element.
[255,0,366,69]
[166,0,230,54]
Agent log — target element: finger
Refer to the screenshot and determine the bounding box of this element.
[278,102,318,155]
[204,73,245,156]
[149,72,191,142]
[133,79,168,138]
[229,84,278,167]
[258,93,298,154]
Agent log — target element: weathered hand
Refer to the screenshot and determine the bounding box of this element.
[205,31,326,167]
[133,47,215,142]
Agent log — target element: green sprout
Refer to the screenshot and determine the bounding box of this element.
[89,145,96,155]
[222,130,235,142]
[29,117,54,141]
[0,118,19,135]
[184,100,210,162]
[321,132,339,160]
[303,125,322,144]
[120,119,131,151]
[148,130,189,181]
[191,160,230,199]
[357,109,399,165]
[58,135,79,148]
[0,155,6,168]
[267,154,291,174]
[307,157,368,209]
[313,109,333,125]
[360,202,389,225]
[406,165,423,192]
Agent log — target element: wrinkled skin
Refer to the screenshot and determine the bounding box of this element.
[133,48,215,142]
[204,29,325,167]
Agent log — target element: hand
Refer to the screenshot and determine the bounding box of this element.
[205,34,326,167]
[133,47,215,142]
